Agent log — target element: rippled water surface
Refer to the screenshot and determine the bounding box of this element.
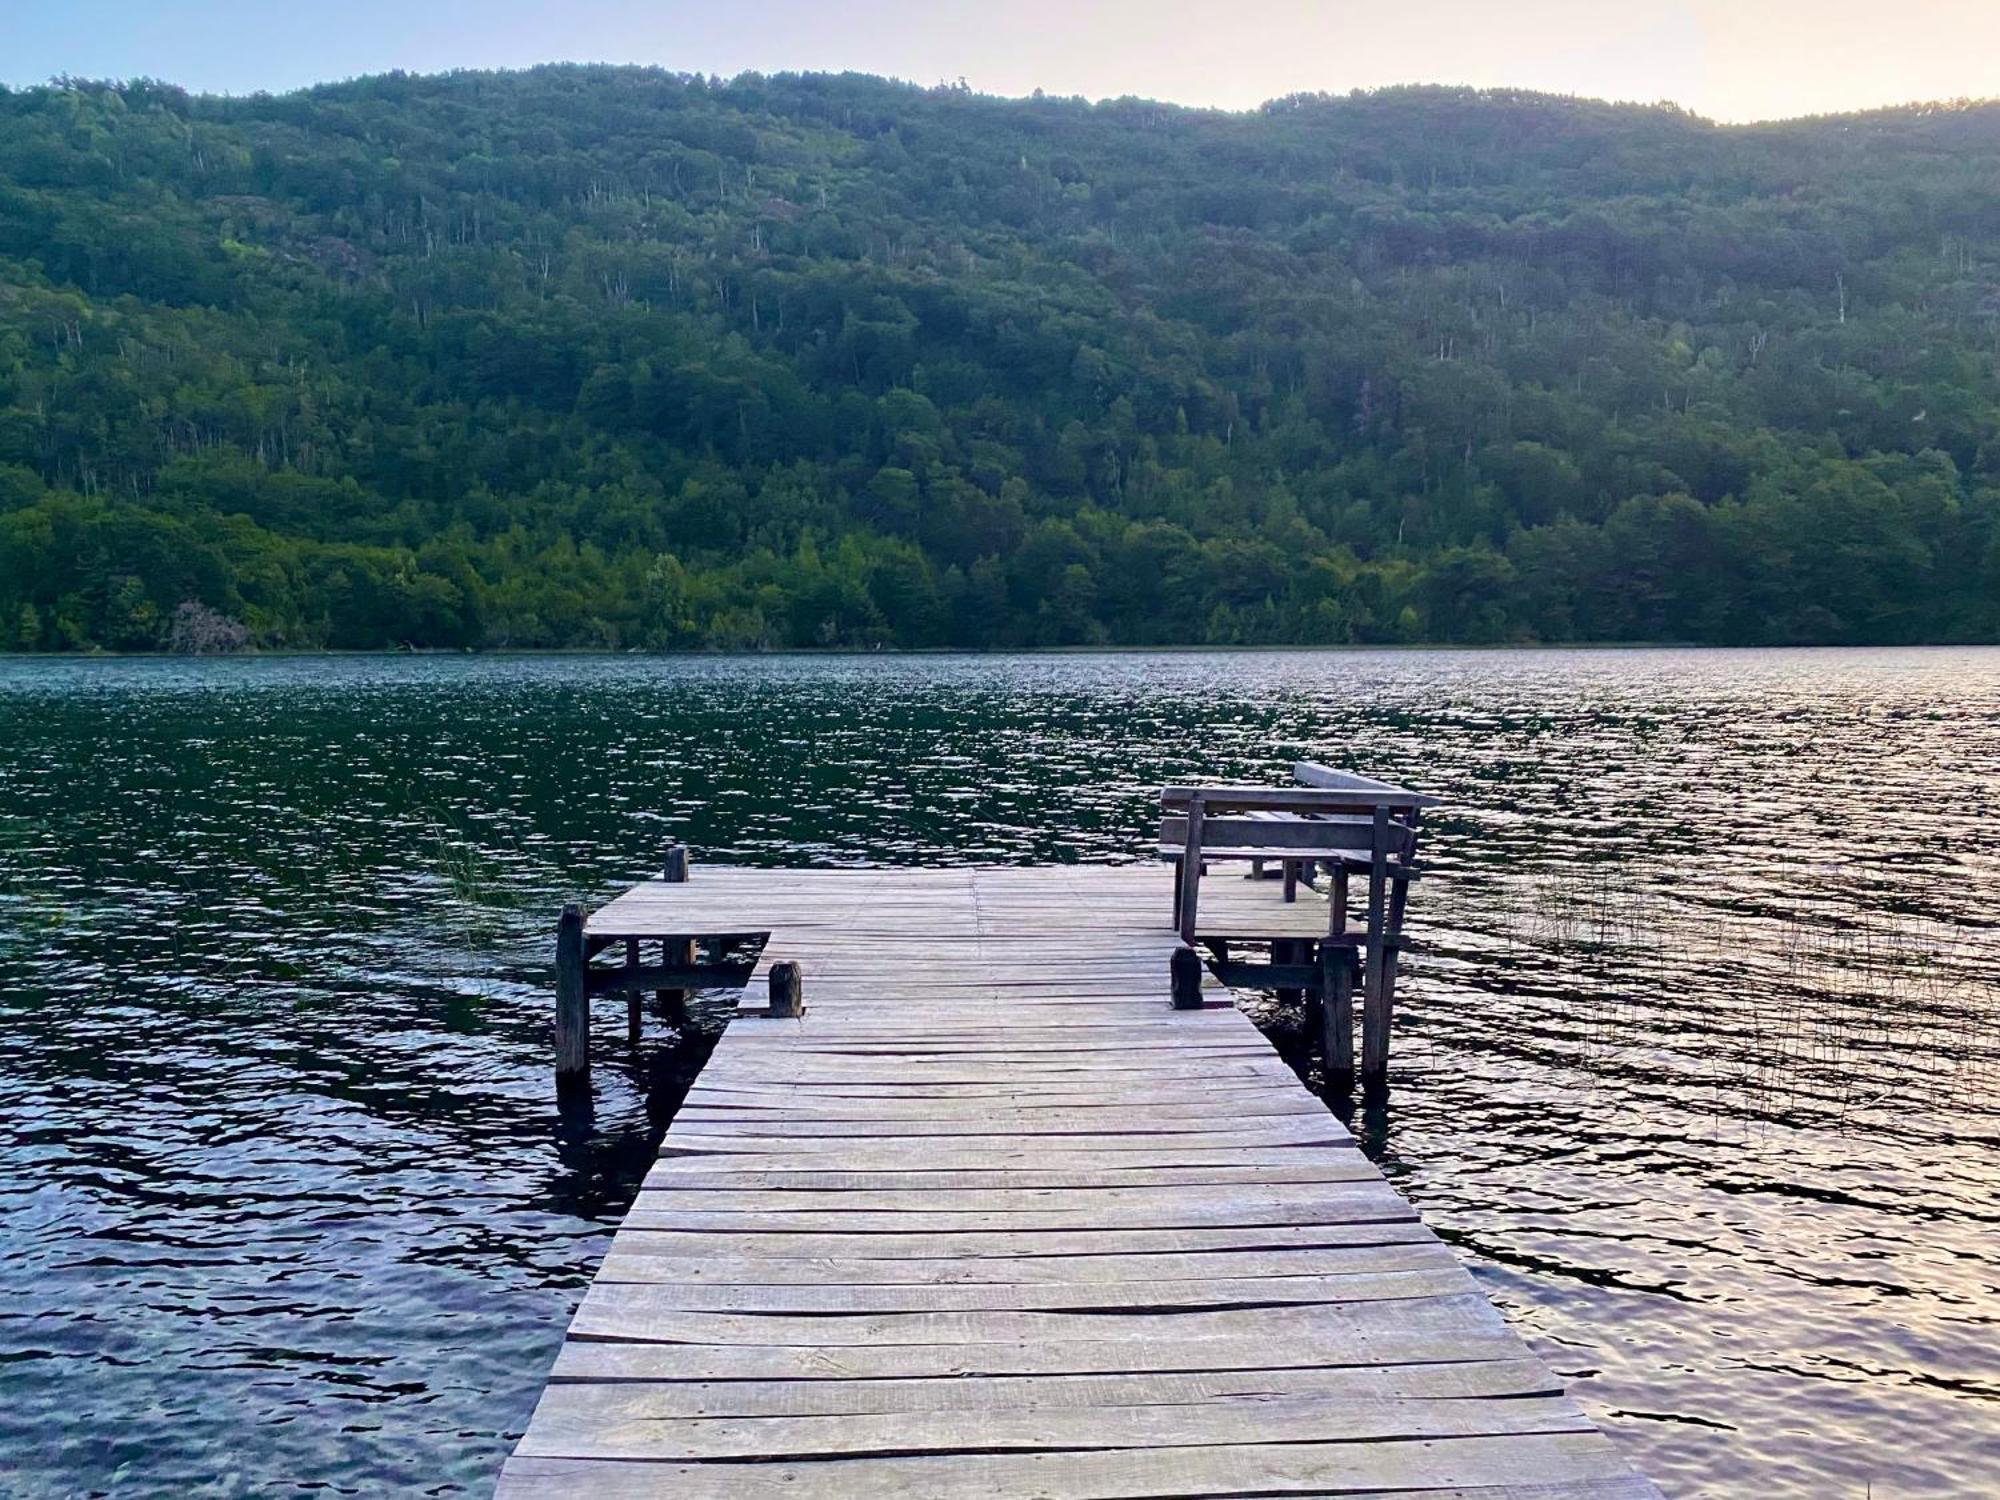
[2,648,1997,1498]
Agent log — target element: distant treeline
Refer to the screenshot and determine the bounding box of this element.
[1,68,1997,650]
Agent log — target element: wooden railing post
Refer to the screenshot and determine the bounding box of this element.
[1176,794,1205,944]
[554,902,588,1080]
[1361,804,1392,1100]
[1371,806,1420,1096]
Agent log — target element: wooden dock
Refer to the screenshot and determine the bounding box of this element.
[500,865,1659,1498]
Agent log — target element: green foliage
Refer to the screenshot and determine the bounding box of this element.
[2,68,1998,650]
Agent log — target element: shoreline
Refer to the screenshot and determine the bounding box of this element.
[2,639,1999,662]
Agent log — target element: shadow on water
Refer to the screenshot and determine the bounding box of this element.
[546,1007,727,1221]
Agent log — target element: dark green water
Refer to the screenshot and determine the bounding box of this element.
[1,648,1996,1498]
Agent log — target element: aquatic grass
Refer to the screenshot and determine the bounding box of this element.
[1487,861,2000,1127]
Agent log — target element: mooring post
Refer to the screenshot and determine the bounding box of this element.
[1320,939,1355,1095]
[554,902,588,1081]
[1170,944,1204,1009]
[658,844,692,1016]
[768,960,804,1018]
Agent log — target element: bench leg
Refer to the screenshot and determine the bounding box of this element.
[1283,861,1298,902]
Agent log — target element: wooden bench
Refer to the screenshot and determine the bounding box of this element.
[1159,764,1438,1098]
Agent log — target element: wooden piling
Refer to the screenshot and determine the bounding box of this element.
[1361,806,1391,1100]
[1170,944,1204,1009]
[1320,939,1355,1095]
[554,902,588,1080]
[659,845,692,1015]
[624,937,642,1044]
[768,960,804,1018]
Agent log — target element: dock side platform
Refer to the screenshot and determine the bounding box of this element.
[500,865,1660,1498]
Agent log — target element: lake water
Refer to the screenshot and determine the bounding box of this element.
[1,648,1996,1498]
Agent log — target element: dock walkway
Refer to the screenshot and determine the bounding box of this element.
[500,865,1658,1498]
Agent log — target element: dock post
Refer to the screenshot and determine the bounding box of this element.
[1361,805,1391,1101]
[554,902,588,1081]
[624,938,643,1044]
[769,961,804,1018]
[1170,945,1204,1009]
[659,844,692,1017]
[1319,939,1354,1095]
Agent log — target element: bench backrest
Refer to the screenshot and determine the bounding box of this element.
[1159,766,1434,863]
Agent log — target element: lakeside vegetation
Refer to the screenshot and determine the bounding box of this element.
[2,67,1998,651]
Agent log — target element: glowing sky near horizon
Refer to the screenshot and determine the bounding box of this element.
[4,0,1995,122]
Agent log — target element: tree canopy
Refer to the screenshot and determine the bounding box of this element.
[1,67,1997,650]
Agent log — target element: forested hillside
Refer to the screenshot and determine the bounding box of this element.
[2,67,1998,650]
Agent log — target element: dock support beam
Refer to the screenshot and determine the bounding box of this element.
[554,902,588,1081]
[1319,940,1355,1096]
[1361,806,1391,1101]
[659,844,692,1017]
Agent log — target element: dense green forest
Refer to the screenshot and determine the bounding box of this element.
[1,67,1998,651]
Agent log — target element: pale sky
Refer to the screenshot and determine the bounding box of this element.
[4,0,1995,122]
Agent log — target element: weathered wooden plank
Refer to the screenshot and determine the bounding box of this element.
[641,1163,1382,1191]
[535,1358,1559,1413]
[547,1326,1541,1383]
[566,1291,1503,1347]
[562,1268,1470,1315]
[632,1180,1399,1210]
[516,1391,1592,1462]
[600,1222,1438,1260]
[661,1115,1350,1143]
[591,1243,1456,1286]
[617,1201,1417,1234]
[678,1088,1329,1117]
[499,1433,1648,1499]
[653,1146,1360,1171]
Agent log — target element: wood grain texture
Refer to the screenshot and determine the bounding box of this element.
[510,863,1658,1498]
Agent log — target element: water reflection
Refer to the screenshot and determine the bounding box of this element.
[0,648,1996,1497]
